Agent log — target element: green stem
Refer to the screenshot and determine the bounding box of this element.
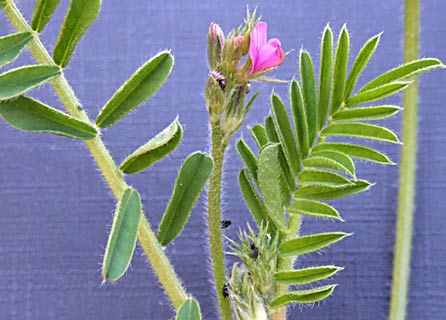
[4,0,188,310]
[272,215,301,320]
[208,123,233,320]
[389,0,419,319]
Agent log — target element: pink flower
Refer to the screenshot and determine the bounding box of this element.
[248,22,284,75]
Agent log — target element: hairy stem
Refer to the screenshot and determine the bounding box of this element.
[208,123,233,320]
[4,0,188,310]
[272,215,301,320]
[389,0,419,319]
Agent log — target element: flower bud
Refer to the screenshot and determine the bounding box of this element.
[234,34,250,57]
[205,76,225,121]
[207,22,225,69]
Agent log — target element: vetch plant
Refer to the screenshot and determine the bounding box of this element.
[0,1,443,319]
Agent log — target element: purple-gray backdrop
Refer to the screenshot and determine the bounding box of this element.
[0,0,445,319]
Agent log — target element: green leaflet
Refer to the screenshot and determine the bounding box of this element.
[270,285,336,308]
[345,81,410,107]
[249,124,269,149]
[53,0,102,67]
[344,33,381,98]
[0,65,60,100]
[32,0,62,32]
[157,152,213,246]
[257,144,286,230]
[304,150,355,177]
[313,142,394,165]
[0,32,33,68]
[298,169,352,187]
[238,169,272,230]
[0,1,5,10]
[288,199,342,220]
[299,50,317,145]
[359,58,443,92]
[0,96,97,140]
[264,115,279,142]
[290,79,309,157]
[96,51,174,128]
[333,105,401,121]
[317,25,333,130]
[330,25,350,114]
[102,188,141,281]
[264,116,296,200]
[271,93,300,175]
[120,118,183,174]
[294,179,372,200]
[176,298,202,320]
[236,138,258,181]
[275,266,343,285]
[279,232,350,257]
[322,122,400,143]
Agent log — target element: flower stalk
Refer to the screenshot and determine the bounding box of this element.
[208,123,233,319]
[3,0,188,310]
[389,0,420,319]
[205,13,285,319]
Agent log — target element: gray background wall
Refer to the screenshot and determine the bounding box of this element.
[0,0,445,319]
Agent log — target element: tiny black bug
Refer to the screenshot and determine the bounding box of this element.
[221,220,232,229]
[222,284,229,298]
[250,242,259,261]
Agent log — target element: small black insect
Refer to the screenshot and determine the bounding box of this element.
[210,70,226,90]
[250,242,259,261]
[221,220,232,229]
[222,284,229,298]
[77,104,83,111]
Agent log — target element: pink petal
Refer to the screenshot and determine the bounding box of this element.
[252,38,284,72]
[249,22,268,72]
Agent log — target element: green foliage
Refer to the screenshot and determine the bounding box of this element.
[317,25,333,130]
[120,118,183,174]
[270,285,337,308]
[249,124,269,149]
[279,232,350,257]
[330,25,349,114]
[102,188,142,282]
[274,266,343,286]
[288,200,342,220]
[53,0,102,67]
[236,139,258,181]
[234,24,443,312]
[157,152,214,246]
[0,1,5,10]
[294,180,372,200]
[238,169,272,230]
[0,65,60,100]
[299,50,317,145]
[0,32,33,68]
[332,105,401,121]
[32,0,61,32]
[0,96,97,140]
[257,144,286,231]
[322,122,400,143]
[176,298,202,320]
[271,93,300,175]
[96,51,174,128]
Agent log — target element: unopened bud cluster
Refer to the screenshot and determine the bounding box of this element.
[228,225,279,320]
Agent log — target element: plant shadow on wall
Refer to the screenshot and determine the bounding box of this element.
[0,1,444,320]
